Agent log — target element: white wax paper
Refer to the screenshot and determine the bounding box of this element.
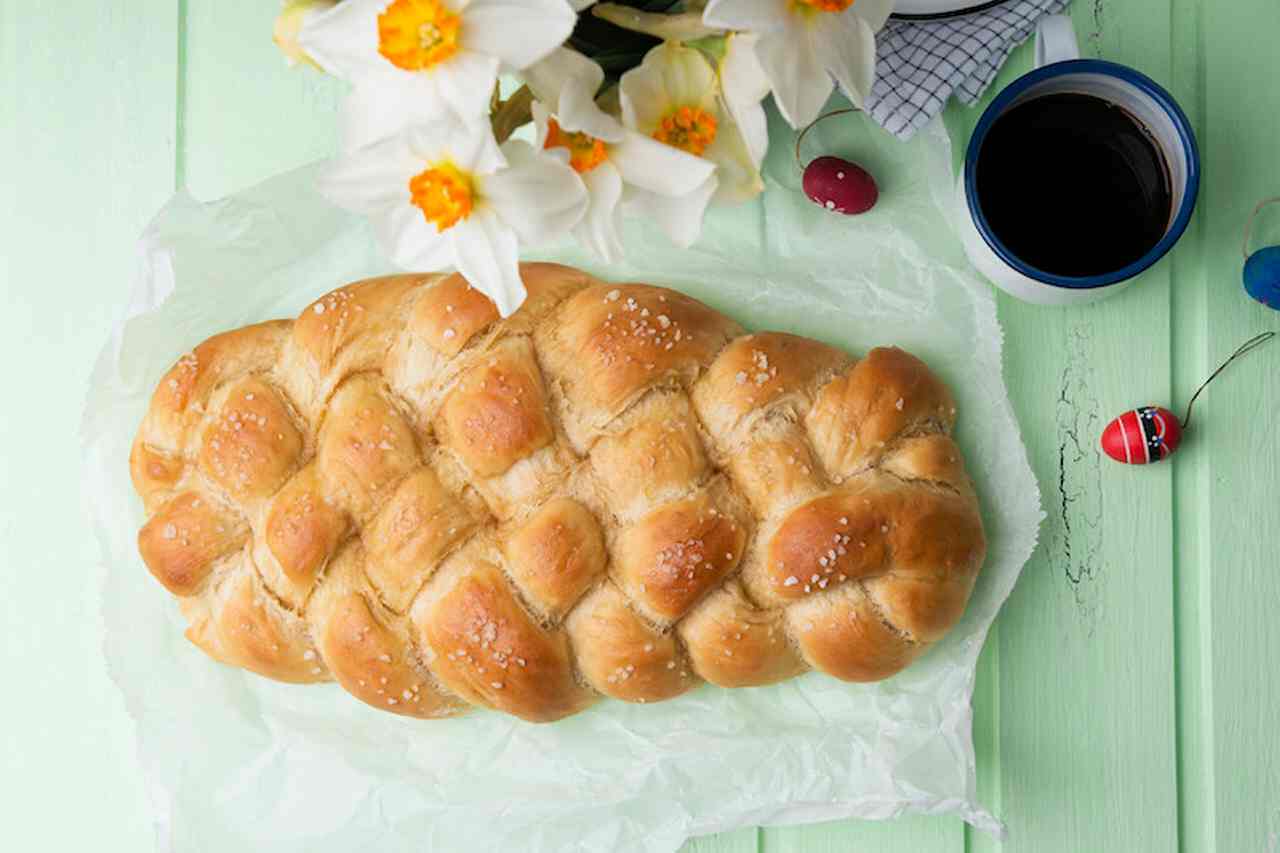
[82,113,1042,852]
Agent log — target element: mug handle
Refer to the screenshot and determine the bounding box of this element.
[1035,14,1081,67]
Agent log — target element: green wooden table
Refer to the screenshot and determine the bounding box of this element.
[4,1,1278,850]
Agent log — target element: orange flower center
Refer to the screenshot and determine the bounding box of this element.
[543,117,608,173]
[795,0,855,11]
[378,0,461,71]
[652,106,718,157]
[409,162,473,231]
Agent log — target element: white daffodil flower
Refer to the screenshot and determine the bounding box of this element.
[703,0,894,128]
[299,0,576,150]
[620,42,764,204]
[523,48,718,262]
[318,118,587,316]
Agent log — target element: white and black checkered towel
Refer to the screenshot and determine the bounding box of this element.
[868,0,1071,139]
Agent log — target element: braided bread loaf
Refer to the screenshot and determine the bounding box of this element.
[131,263,985,722]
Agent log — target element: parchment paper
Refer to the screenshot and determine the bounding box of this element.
[82,111,1042,852]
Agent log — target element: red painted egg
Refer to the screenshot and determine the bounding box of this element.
[802,156,878,215]
[1100,406,1183,464]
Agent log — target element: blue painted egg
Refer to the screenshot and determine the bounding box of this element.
[1244,245,1280,309]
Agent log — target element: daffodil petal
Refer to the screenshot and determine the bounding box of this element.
[296,0,386,81]
[430,49,500,119]
[405,119,506,176]
[339,80,443,152]
[558,77,627,143]
[317,133,421,216]
[483,140,588,245]
[720,32,771,168]
[569,0,596,9]
[574,161,625,263]
[618,59,667,134]
[813,11,876,110]
[704,118,764,204]
[380,203,455,271]
[702,0,789,32]
[531,102,589,170]
[755,25,832,128]
[450,209,526,317]
[531,100,552,148]
[611,131,716,197]
[852,0,896,33]
[460,0,576,70]
[523,48,605,109]
[625,175,718,248]
[656,43,718,112]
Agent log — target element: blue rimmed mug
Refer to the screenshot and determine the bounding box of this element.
[957,16,1200,306]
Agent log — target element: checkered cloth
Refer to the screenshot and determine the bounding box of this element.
[868,0,1071,139]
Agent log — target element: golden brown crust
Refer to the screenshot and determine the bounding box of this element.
[138,492,247,596]
[363,467,478,612]
[131,263,986,723]
[536,282,742,448]
[679,582,805,687]
[185,564,326,683]
[417,561,595,722]
[807,346,957,479]
[198,377,305,502]
[260,464,348,606]
[317,376,420,521]
[504,498,607,619]
[316,591,465,718]
[436,337,554,478]
[565,583,693,702]
[614,488,747,625]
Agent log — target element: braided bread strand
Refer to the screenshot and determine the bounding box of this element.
[131,263,985,722]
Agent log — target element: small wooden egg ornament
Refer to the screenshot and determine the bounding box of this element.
[1101,406,1182,464]
[795,108,879,216]
[1244,246,1280,309]
[803,156,879,215]
[1099,332,1275,465]
[1243,198,1280,309]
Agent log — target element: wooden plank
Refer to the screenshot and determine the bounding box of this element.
[1199,3,1280,851]
[1166,1,1213,851]
[0,0,178,849]
[945,2,1181,850]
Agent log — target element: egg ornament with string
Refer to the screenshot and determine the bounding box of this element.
[796,109,879,216]
[1242,197,1280,309]
[1101,406,1182,464]
[1099,332,1276,465]
[1243,246,1280,309]
[803,156,879,215]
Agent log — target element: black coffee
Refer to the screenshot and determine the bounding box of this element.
[975,92,1173,277]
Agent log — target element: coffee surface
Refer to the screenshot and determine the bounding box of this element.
[976,92,1173,278]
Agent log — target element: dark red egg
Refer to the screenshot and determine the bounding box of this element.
[1100,406,1183,464]
[802,156,878,215]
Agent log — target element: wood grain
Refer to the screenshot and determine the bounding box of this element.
[947,2,1182,850]
[0,0,177,848]
[1200,2,1280,851]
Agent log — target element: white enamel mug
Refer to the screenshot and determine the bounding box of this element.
[957,15,1200,306]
